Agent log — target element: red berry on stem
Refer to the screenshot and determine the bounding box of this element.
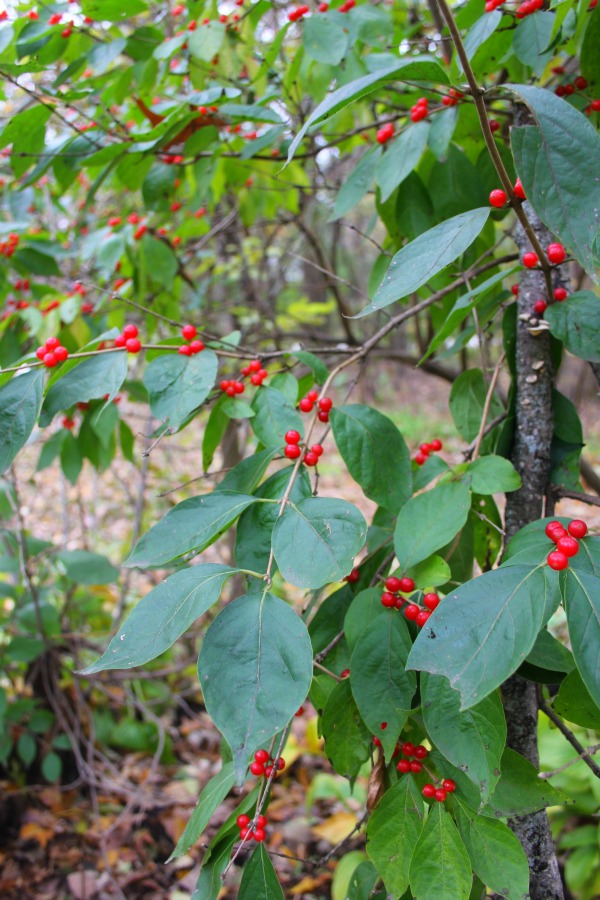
[285,430,301,444]
[256,814,267,828]
[533,300,547,314]
[45,337,60,351]
[43,352,58,368]
[404,604,419,621]
[35,346,47,361]
[545,521,563,539]
[513,178,526,199]
[237,814,250,828]
[250,761,265,776]
[181,324,196,340]
[284,444,301,460]
[123,323,138,339]
[345,567,360,583]
[442,778,456,792]
[311,443,324,457]
[415,452,427,466]
[399,577,415,593]
[299,398,313,412]
[341,669,350,678]
[554,288,568,301]
[385,576,402,593]
[547,550,569,571]
[410,760,423,773]
[402,742,415,756]
[239,827,250,840]
[422,784,436,798]
[547,243,566,264]
[568,519,588,538]
[190,340,204,353]
[318,396,333,412]
[179,344,192,355]
[415,610,431,628]
[414,745,428,759]
[430,438,442,451]
[423,592,440,611]
[304,450,319,466]
[381,591,396,608]
[434,788,447,802]
[317,410,329,423]
[556,535,579,557]
[253,828,266,842]
[522,252,539,268]
[489,189,507,208]
[126,337,141,353]
[397,759,411,773]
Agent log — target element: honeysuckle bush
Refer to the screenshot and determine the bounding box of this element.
[1,0,600,896]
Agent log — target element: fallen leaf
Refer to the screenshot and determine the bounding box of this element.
[19,822,54,848]
[311,811,358,844]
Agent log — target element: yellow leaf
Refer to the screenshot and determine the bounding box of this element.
[311,811,358,845]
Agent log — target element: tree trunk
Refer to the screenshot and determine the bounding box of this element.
[501,204,564,900]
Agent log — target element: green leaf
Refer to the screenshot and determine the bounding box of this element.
[13,246,60,277]
[366,778,424,896]
[198,590,313,783]
[41,352,128,426]
[459,11,502,71]
[544,291,600,362]
[126,492,257,568]
[56,550,119,585]
[409,804,472,900]
[303,15,349,65]
[81,564,238,673]
[407,565,562,709]
[486,747,565,816]
[428,106,458,161]
[0,369,44,475]
[235,466,311,574]
[320,679,371,783]
[376,121,429,202]
[406,554,451,588]
[82,0,147,19]
[191,834,237,900]
[41,751,62,783]
[169,763,236,860]
[250,386,304,449]
[344,587,387,651]
[141,235,179,287]
[394,482,471,570]
[350,612,415,760]
[202,395,229,471]
[285,57,449,164]
[508,84,600,277]
[287,349,329,385]
[272,497,367,589]
[554,669,600,730]
[467,455,521,494]
[449,368,504,442]
[455,799,530,899]
[563,568,600,709]
[581,7,600,87]
[143,351,218,432]
[238,845,284,900]
[421,674,505,803]
[355,208,490,317]
[512,12,555,75]
[217,449,277,494]
[188,21,225,62]
[330,404,412,513]
[17,732,37,768]
[330,146,381,221]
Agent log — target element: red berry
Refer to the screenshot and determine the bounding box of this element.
[545,521,564,540]
[385,576,402,593]
[295,705,305,716]
[402,742,415,756]
[345,567,360,583]
[123,323,138,339]
[277,757,285,770]
[376,123,394,144]
[418,443,431,455]
[381,591,396,608]
[399,577,415,593]
[250,374,264,386]
[423,592,440,611]
[304,450,319,466]
[239,827,250,839]
[394,596,405,609]
[311,444,324,457]
[415,610,431,627]
[373,736,382,747]
[306,389,319,402]
[547,550,569,571]
[397,759,411,773]
[547,243,566,264]
[442,778,456,792]
[511,285,519,296]
[317,410,329,423]
[115,334,126,348]
[556,535,579,557]
[533,300,547,314]
[299,398,313,412]
[318,396,333,412]
[126,337,141,353]
[574,76,587,90]
[554,288,568,301]
[284,444,301,460]
[181,324,196,340]
[43,352,58,368]
[568,519,588,539]
[434,788,447,802]
[404,604,419,621]
[489,119,500,132]
[415,452,427,466]
[54,346,69,361]
[35,346,47,361]
[513,178,526,200]
[430,439,442,451]
[256,814,267,828]
[62,416,75,429]
[250,761,265,776]
[410,760,423,773]
[189,340,205,353]
[489,189,507,208]
[341,669,350,678]
[234,381,245,394]
[249,360,262,372]
[255,749,269,763]
[285,430,301,444]
[237,814,250,828]
[45,336,60,351]
[264,765,274,777]
[414,745,428,759]
[422,784,436,798]
[591,99,600,112]
[179,344,192,355]
[253,828,266,842]
[522,252,539,268]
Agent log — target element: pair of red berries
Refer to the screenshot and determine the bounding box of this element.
[249,749,286,778]
[35,336,69,368]
[410,97,428,122]
[288,4,309,20]
[298,391,332,422]
[283,429,324,466]
[516,0,543,18]
[442,89,463,107]
[422,779,456,802]
[178,323,205,356]
[236,813,267,843]
[414,438,443,467]
[404,598,438,627]
[489,177,527,209]
[115,323,142,353]
[545,519,587,570]
[376,122,395,144]
[523,242,567,269]
[533,287,569,315]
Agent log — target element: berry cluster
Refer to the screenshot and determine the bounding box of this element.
[288,4,309,20]
[283,429,324,466]
[414,438,443,466]
[114,323,142,353]
[0,232,19,257]
[178,323,205,355]
[298,391,332,422]
[522,241,566,269]
[442,89,463,107]
[376,122,395,144]
[395,742,428,772]
[516,0,543,19]
[410,97,429,122]
[484,0,503,11]
[422,779,456,802]
[380,577,441,627]
[220,360,268,395]
[236,813,267,843]
[35,336,69,368]
[249,748,286,778]
[545,519,587,570]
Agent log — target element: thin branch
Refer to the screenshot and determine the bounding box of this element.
[539,742,600,780]
[539,697,600,779]
[471,352,506,461]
